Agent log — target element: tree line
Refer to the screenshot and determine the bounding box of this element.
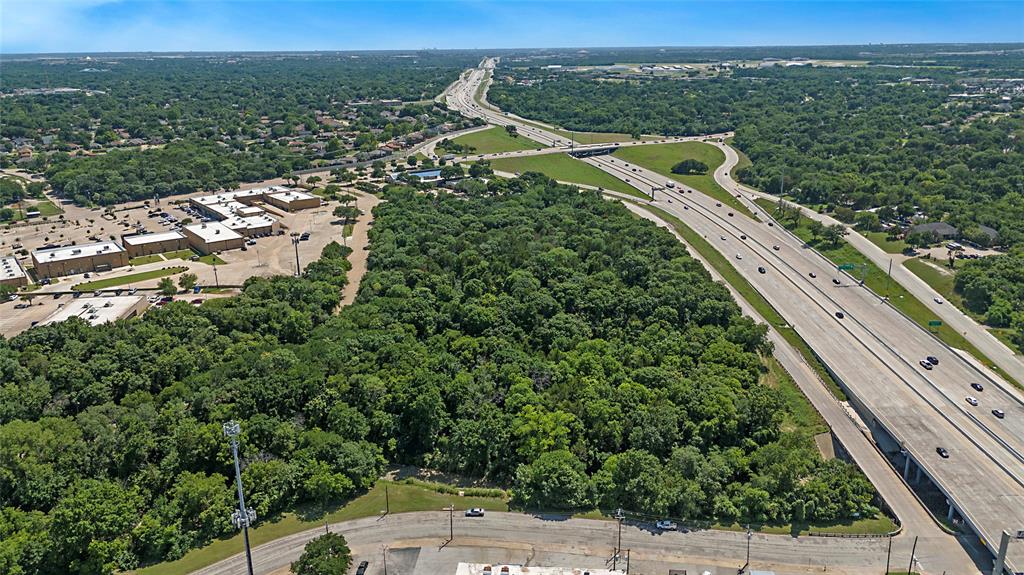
[0,175,878,574]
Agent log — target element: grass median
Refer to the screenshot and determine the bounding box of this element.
[134,480,508,575]
[448,126,544,154]
[74,266,187,291]
[490,153,648,199]
[612,142,753,218]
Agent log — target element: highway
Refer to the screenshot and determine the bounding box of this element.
[446,58,1024,573]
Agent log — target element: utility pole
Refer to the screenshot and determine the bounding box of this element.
[223,421,256,575]
[625,548,630,574]
[885,536,892,574]
[382,545,389,575]
[212,260,220,288]
[907,535,918,575]
[885,258,893,297]
[613,508,624,571]
[291,234,301,276]
[385,484,390,514]
[446,504,454,543]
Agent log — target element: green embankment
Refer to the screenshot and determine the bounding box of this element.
[448,126,544,154]
[612,142,753,218]
[129,255,163,266]
[74,266,187,291]
[490,153,647,199]
[862,231,909,254]
[134,480,508,575]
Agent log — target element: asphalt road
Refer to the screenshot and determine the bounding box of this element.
[446,58,1024,572]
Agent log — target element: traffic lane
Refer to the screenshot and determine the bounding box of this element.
[654,197,1024,567]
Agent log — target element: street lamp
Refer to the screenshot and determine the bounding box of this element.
[613,508,625,571]
[291,233,301,277]
[738,526,752,574]
[223,421,256,575]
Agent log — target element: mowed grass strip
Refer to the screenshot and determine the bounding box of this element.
[449,126,545,154]
[612,142,753,218]
[490,153,648,199]
[74,266,188,291]
[134,480,508,575]
[129,255,164,266]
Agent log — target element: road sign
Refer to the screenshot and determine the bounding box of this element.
[838,264,856,271]
[928,320,943,327]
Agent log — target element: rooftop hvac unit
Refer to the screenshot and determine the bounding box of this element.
[104,302,113,308]
[72,249,82,255]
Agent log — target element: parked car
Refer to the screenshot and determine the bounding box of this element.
[655,520,677,531]
[355,561,369,575]
[190,299,203,305]
[465,508,485,517]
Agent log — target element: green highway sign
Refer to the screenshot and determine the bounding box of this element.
[838,264,856,271]
[928,320,943,327]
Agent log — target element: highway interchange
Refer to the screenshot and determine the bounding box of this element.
[443,58,1024,573]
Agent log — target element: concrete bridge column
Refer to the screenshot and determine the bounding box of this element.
[914,463,923,484]
[947,500,956,522]
[902,451,912,480]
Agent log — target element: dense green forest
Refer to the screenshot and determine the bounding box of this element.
[954,249,1024,347]
[489,64,1024,246]
[0,177,877,574]
[43,139,306,206]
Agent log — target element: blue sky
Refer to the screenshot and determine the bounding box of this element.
[2,1,1021,54]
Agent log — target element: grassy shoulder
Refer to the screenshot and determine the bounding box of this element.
[612,142,753,218]
[639,203,847,401]
[447,126,544,155]
[129,255,163,266]
[862,231,909,254]
[490,153,647,199]
[134,480,509,575]
[575,507,895,536]
[74,266,187,291]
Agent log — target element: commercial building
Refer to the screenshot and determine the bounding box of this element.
[31,241,129,279]
[39,296,149,327]
[264,189,320,212]
[0,256,27,288]
[122,230,188,257]
[183,222,244,254]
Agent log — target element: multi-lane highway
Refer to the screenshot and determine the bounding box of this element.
[446,58,1024,573]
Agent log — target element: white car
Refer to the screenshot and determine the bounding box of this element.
[934,297,944,304]
[465,508,485,517]
[965,396,979,406]
[147,295,160,303]
[655,520,677,531]
[735,254,742,260]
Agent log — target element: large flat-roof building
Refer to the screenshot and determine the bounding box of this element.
[0,256,27,288]
[122,230,188,257]
[265,189,320,212]
[183,222,244,254]
[39,296,149,328]
[189,185,306,237]
[31,241,129,279]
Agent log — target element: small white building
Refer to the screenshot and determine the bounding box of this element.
[0,256,27,288]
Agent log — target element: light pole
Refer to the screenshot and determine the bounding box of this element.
[291,234,301,277]
[212,259,220,288]
[382,544,389,575]
[613,508,624,571]
[906,535,918,575]
[223,421,255,575]
[739,526,752,574]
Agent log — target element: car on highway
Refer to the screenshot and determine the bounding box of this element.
[832,278,841,285]
[735,254,742,260]
[992,409,1005,419]
[926,356,939,366]
[767,222,774,227]
[808,272,816,278]
[971,382,984,392]
[919,360,933,370]
[720,236,727,241]
[465,508,485,517]
[728,212,734,217]
[966,396,979,406]
[757,266,766,274]
[740,235,747,240]
[936,447,949,458]
[934,297,944,304]
[655,520,677,531]
[13,302,30,309]
[715,202,722,207]
[835,311,845,319]
[772,245,780,251]
[355,561,369,575]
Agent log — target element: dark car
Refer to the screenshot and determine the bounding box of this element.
[728,212,734,217]
[835,311,845,319]
[832,278,841,285]
[772,245,780,251]
[992,409,1005,419]
[926,356,939,366]
[808,272,816,278]
[758,267,766,274]
[936,447,949,459]
[740,235,747,240]
[767,222,774,227]
[971,382,984,392]
[716,202,722,207]
[355,561,369,575]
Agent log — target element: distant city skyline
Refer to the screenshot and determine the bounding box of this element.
[1,0,1021,55]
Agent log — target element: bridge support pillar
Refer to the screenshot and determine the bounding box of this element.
[914,463,923,484]
[946,501,955,522]
[902,453,912,480]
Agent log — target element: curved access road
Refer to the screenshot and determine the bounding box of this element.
[710,142,1024,385]
[193,510,919,575]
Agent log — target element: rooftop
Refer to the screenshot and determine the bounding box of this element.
[1,256,26,281]
[184,222,243,243]
[122,230,186,245]
[33,241,125,263]
[267,190,317,202]
[455,565,618,575]
[40,296,146,327]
